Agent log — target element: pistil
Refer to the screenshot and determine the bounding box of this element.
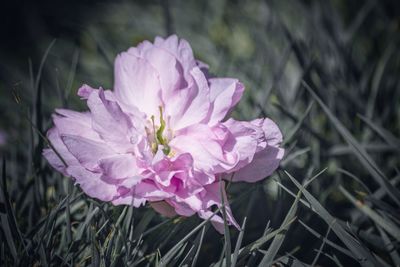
[149,106,171,156]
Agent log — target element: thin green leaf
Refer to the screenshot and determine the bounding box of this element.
[283,101,314,145]
[339,186,400,241]
[259,185,302,265]
[159,208,222,267]
[311,225,332,266]
[231,217,246,267]
[220,181,231,267]
[287,171,379,266]
[358,114,400,150]
[303,81,400,206]
[190,226,207,267]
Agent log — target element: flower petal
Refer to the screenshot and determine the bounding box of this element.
[134,180,172,201]
[230,118,284,183]
[43,128,79,175]
[170,124,238,173]
[53,110,100,141]
[198,182,240,233]
[150,201,177,217]
[143,46,184,100]
[87,89,139,152]
[207,78,244,125]
[230,147,284,183]
[61,134,115,170]
[114,51,162,116]
[222,119,261,172]
[112,194,146,207]
[154,35,197,76]
[263,118,283,147]
[98,154,140,179]
[166,67,211,130]
[66,166,118,201]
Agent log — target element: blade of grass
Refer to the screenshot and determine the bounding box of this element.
[64,48,80,105]
[231,217,246,267]
[283,101,314,145]
[275,255,311,266]
[259,168,326,265]
[179,231,202,266]
[1,159,26,256]
[303,81,400,206]
[65,194,72,245]
[170,242,188,267]
[34,40,56,93]
[0,190,18,263]
[190,225,206,267]
[376,226,400,265]
[328,143,397,156]
[365,43,394,119]
[314,250,344,267]
[286,171,379,266]
[132,209,155,240]
[372,175,400,199]
[159,208,222,267]
[220,181,231,267]
[311,225,332,266]
[339,186,400,241]
[76,205,99,240]
[273,102,329,145]
[236,217,296,259]
[299,220,354,259]
[281,147,311,166]
[358,114,400,150]
[259,184,302,265]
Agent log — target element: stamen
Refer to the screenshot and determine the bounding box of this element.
[150,115,158,153]
[148,107,172,156]
[162,145,171,155]
[156,106,166,145]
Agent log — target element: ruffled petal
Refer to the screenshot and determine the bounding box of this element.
[222,119,261,173]
[61,134,115,170]
[230,148,284,183]
[150,201,177,217]
[154,35,197,76]
[207,78,244,125]
[230,118,284,183]
[52,110,100,141]
[142,45,184,100]
[171,194,203,214]
[87,89,140,153]
[165,67,211,130]
[43,128,79,175]
[114,51,162,116]
[98,154,140,179]
[263,118,283,147]
[198,182,240,233]
[170,124,238,173]
[133,180,173,201]
[66,166,118,202]
[112,195,146,207]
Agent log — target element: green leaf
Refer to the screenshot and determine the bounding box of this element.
[220,181,232,267]
[303,81,400,206]
[339,186,400,241]
[286,171,379,266]
[231,217,246,267]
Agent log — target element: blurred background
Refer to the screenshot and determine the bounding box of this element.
[1,0,400,266]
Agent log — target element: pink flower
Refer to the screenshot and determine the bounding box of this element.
[43,35,284,233]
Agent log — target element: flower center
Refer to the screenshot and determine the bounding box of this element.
[148,106,172,156]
